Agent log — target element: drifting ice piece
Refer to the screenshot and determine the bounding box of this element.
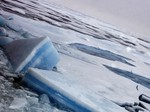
[3,37,59,73]
[22,68,127,112]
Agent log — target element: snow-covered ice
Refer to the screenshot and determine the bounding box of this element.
[23,67,127,112]
[0,0,150,112]
[9,98,27,109]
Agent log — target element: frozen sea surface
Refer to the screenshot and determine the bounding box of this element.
[0,0,150,112]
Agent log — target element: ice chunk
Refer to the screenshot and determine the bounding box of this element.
[30,107,44,112]
[27,96,39,105]
[0,27,7,36]
[0,15,6,26]
[39,94,50,104]
[3,37,59,73]
[21,31,31,38]
[0,37,13,46]
[9,97,27,109]
[22,68,127,112]
[0,103,3,112]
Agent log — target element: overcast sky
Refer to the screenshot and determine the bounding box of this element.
[51,0,150,38]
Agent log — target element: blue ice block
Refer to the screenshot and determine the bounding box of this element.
[22,68,127,112]
[3,37,59,73]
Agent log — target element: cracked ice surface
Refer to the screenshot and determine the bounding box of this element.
[0,0,150,111]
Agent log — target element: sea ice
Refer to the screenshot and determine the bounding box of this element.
[39,94,51,104]
[9,97,27,109]
[0,37,13,46]
[0,15,6,26]
[3,37,59,73]
[22,68,127,112]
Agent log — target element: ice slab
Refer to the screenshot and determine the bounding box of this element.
[22,68,127,112]
[3,37,59,73]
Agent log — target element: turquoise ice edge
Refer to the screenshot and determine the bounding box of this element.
[23,72,92,112]
[21,41,59,72]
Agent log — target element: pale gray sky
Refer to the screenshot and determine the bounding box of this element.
[51,0,150,38]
